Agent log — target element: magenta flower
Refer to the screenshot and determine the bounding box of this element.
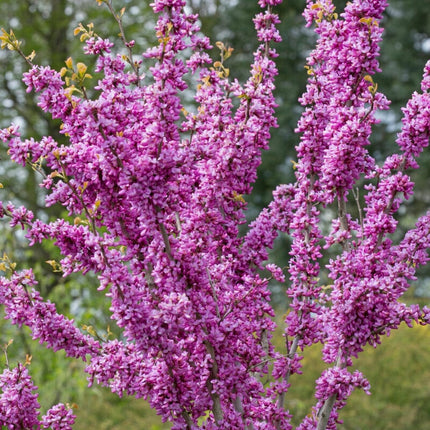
[0,364,40,429]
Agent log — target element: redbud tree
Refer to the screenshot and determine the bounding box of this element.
[0,0,429,428]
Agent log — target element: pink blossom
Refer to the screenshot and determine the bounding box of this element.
[41,404,76,430]
[0,364,40,429]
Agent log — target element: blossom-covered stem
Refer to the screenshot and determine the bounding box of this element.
[314,193,352,429]
[337,193,349,239]
[317,394,336,430]
[204,340,224,424]
[0,268,100,359]
[294,0,393,427]
[275,334,299,418]
[316,355,344,430]
[284,171,323,358]
[102,1,140,80]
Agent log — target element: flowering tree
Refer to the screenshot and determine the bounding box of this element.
[0,0,429,428]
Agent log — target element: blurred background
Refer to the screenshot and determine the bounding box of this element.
[0,1,429,428]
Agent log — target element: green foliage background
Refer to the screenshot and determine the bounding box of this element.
[0,0,429,428]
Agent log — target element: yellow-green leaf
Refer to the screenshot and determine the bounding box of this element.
[65,56,73,69]
[76,62,87,77]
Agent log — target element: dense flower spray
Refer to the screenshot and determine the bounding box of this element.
[0,0,429,428]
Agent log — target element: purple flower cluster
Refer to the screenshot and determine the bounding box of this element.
[0,0,429,428]
[0,363,75,429]
[298,369,370,430]
[0,269,100,359]
[41,404,76,430]
[0,364,40,429]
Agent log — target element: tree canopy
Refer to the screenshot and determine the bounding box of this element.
[0,0,429,429]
